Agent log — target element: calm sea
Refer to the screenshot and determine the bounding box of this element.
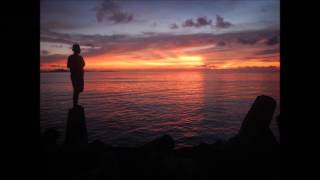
[40,70,280,148]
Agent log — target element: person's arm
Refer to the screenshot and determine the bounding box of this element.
[67,56,70,68]
[82,57,85,67]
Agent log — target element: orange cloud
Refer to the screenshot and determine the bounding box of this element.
[83,53,204,70]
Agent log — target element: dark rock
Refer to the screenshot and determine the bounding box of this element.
[276,114,283,144]
[239,95,276,135]
[88,140,105,159]
[42,128,59,144]
[224,96,280,180]
[88,140,105,151]
[229,95,278,146]
[41,95,282,180]
[142,135,175,151]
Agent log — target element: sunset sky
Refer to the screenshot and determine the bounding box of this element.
[40,0,280,71]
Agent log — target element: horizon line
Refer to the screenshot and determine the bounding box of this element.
[40,67,280,73]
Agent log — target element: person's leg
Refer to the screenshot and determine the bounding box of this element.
[71,74,83,106]
[73,90,79,106]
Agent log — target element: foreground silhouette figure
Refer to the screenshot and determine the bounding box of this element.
[67,44,85,106]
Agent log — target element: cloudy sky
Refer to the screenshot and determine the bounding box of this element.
[40,0,280,71]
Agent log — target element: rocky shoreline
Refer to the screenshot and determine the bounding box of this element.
[41,95,281,180]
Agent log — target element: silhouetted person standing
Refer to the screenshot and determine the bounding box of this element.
[67,44,85,106]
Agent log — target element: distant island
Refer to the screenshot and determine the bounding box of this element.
[40,69,118,73]
[41,69,69,73]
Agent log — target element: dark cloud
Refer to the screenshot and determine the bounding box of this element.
[196,17,212,27]
[216,41,226,47]
[50,44,63,48]
[40,36,73,45]
[141,32,158,36]
[182,19,196,27]
[170,23,179,29]
[151,22,157,28]
[41,29,129,46]
[237,38,260,45]
[40,21,80,31]
[182,16,212,28]
[265,35,279,46]
[215,15,232,28]
[83,43,96,48]
[260,57,279,62]
[201,64,217,69]
[237,33,280,46]
[254,48,279,56]
[95,0,134,24]
[40,29,279,62]
[95,0,118,22]
[41,54,67,63]
[108,12,133,23]
[41,50,50,55]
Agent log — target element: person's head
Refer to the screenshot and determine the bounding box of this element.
[72,44,81,54]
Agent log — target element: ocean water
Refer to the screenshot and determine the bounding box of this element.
[40,70,280,148]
